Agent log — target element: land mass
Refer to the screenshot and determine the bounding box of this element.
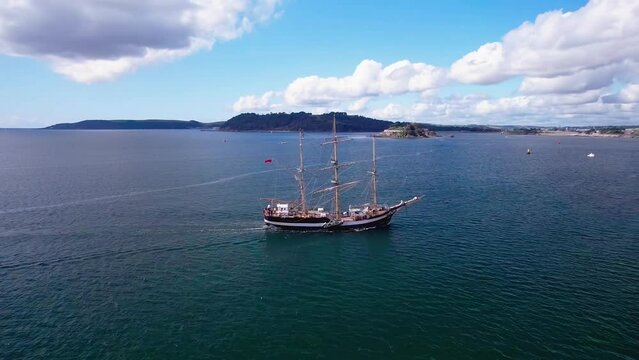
[376,123,440,138]
[43,114,638,138]
[44,112,502,133]
[221,112,390,132]
[46,119,208,130]
[500,126,639,138]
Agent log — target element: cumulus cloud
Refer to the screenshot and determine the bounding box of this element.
[232,91,278,112]
[450,0,639,90]
[230,0,638,125]
[370,103,405,120]
[347,97,370,112]
[283,59,447,106]
[233,59,448,112]
[449,42,507,85]
[362,89,637,126]
[0,0,281,83]
[474,90,604,115]
[518,65,620,95]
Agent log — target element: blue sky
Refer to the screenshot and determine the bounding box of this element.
[1,0,637,127]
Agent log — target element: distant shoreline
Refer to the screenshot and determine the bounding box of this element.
[538,130,637,138]
[39,115,639,138]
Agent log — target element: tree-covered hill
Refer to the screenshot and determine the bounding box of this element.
[220,112,392,132]
[46,119,203,130]
[44,113,504,132]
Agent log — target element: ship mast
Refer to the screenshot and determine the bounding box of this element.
[370,136,378,209]
[298,129,307,214]
[331,115,340,219]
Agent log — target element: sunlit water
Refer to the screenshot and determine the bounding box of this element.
[1,130,637,359]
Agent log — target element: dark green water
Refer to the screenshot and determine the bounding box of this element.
[1,130,637,359]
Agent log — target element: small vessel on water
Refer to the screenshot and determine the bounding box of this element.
[587,153,595,158]
[263,116,422,231]
[527,148,532,155]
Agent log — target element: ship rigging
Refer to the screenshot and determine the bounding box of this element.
[263,116,422,230]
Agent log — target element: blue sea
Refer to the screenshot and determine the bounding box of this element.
[1,130,637,359]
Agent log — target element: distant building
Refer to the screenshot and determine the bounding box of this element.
[382,129,404,136]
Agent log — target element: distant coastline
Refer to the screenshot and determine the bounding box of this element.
[43,112,502,133]
[500,127,639,138]
[45,119,211,130]
[43,113,639,138]
[538,129,639,138]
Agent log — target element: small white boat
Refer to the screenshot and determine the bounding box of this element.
[587,153,595,158]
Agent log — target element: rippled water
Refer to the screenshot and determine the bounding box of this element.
[1,130,637,359]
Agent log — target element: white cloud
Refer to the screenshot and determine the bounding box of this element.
[283,59,448,106]
[347,97,370,112]
[0,0,282,83]
[360,89,638,126]
[370,103,405,120]
[603,83,639,103]
[451,0,639,89]
[519,65,617,95]
[449,42,507,85]
[233,59,448,112]
[445,0,639,124]
[232,91,278,112]
[230,0,639,125]
[475,90,604,114]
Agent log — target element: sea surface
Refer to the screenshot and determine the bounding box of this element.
[0,130,637,359]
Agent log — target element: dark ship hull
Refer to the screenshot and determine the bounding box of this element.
[263,196,422,231]
[264,209,396,231]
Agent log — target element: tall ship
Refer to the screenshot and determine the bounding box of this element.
[263,116,422,231]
